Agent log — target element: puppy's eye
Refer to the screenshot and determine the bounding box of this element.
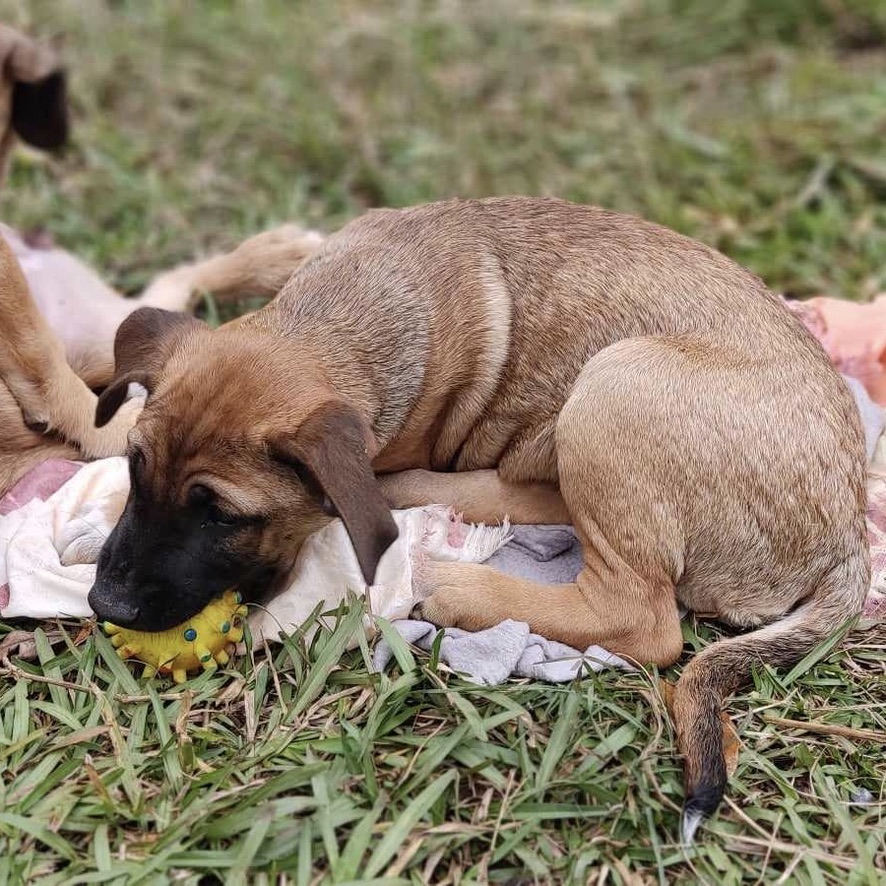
[206,503,236,527]
[188,484,237,527]
[187,484,213,507]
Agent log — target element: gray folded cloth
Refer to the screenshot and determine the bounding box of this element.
[844,374,885,460]
[372,618,631,685]
[374,375,886,685]
[485,524,583,583]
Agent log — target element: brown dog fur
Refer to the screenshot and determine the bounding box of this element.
[94,196,869,838]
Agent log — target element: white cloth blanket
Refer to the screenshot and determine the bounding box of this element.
[0,457,626,683]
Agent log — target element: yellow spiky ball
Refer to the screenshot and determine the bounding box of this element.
[102,589,248,683]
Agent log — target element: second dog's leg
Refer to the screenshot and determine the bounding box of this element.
[0,237,140,458]
[136,224,325,312]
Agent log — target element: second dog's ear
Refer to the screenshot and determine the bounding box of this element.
[12,68,68,150]
[2,28,70,151]
[95,308,207,427]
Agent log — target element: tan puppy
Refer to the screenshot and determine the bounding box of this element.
[92,197,869,839]
[0,225,323,497]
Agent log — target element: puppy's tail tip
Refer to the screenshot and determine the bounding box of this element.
[674,685,728,845]
[680,806,704,847]
[680,787,721,846]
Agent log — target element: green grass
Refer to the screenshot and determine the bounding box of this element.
[1,0,886,882]
[2,611,884,884]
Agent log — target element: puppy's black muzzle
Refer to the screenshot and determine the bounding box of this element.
[88,580,140,626]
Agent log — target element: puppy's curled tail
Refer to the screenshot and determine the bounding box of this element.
[673,553,867,845]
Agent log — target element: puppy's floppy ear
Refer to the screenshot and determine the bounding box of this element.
[95,307,206,427]
[269,401,399,585]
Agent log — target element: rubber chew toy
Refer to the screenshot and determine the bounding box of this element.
[102,590,248,683]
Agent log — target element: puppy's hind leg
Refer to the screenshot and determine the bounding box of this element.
[412,344,688,666]
[413,555,684,667]
[377,468,570,525]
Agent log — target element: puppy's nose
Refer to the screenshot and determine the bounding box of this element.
[88,584,140,626]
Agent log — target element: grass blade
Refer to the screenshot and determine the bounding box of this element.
[364,771,456,877]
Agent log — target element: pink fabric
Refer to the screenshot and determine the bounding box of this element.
[0,459,83,516]
[786,296,886,406]
[0,458,84,613]
[864,589,886,622]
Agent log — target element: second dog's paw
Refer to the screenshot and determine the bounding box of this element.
[24,417,50,434]
[81,395,144,458]
[11,383,53,436]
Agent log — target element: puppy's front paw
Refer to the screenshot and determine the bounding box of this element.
[410,562,485,629]
[412,590,464,628]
